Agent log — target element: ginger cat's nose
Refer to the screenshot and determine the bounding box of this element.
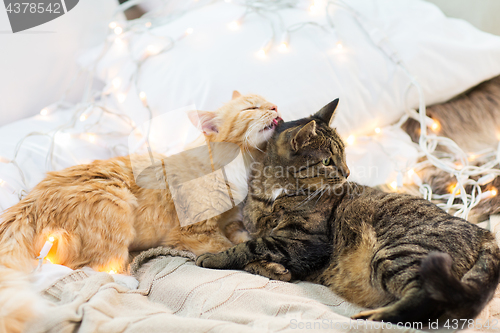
[269,105,278,112]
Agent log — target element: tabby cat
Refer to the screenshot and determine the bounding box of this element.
[0,91,281,333]
[197,99,500,324]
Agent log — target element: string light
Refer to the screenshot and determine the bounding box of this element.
[87,134,96,143]
[336,41,343,50]
[109,21,117,29]
[139,91,148,106]
[389,181,398,190]
[492,187,498,196]
[117,93,126,103]
[309,0,317,13]
[79,114,88,122]
[257,49,267,58]
[114,26,123,35]
[278,42,289,52]
[478,174,496,186]
[374,127,381,134]
[145,22,152,28]
[108,270,116,274]
[36,235,55,269]
[448,183,461,195]
[227,21,240,30]
[112,78,122,89]
[40,108,48,116]
[430,120,440,131]
[346,135,355,145]
[185,27,194,35]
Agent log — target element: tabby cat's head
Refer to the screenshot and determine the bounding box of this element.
[188,91,281,150]
[261,99,350,194]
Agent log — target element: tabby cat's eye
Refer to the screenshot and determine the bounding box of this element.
[322,158,332,166]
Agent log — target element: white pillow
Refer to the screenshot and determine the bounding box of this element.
[0,0,120,127]
[83,0,500,144]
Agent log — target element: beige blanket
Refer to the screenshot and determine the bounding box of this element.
[27,247,422,333]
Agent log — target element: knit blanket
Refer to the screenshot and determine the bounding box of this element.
[27,247,425,333]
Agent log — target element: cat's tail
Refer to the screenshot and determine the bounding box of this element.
[0,204,46,333]
[420,239,500,319]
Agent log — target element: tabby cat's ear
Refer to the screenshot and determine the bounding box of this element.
[232,90,242,100]
[187,110,219,134]
[314,98,339,126]
[291,121,317,151]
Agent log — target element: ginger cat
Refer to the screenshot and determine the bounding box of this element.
[0,91,281,333]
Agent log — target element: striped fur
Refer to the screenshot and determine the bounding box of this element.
[197,99,500,324]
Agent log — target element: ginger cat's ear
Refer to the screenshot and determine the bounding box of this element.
[232,90,242,100]
[187,110,219,134]
[291,120,317,151]
[314,98,339,126]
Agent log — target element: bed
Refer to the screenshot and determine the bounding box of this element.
[2,0,500,332]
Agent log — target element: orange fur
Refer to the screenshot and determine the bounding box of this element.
[0,92,280,332]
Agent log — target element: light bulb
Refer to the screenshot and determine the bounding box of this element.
[114,26,123,35]
[227,21,239,30]
[145,22,152,28]
[336,42,343,49]
[40,108,48,116]
[109,22,117,29]
[309,4,316,12]
[87,134,96,143]
[448,183,461,195]
[346,135,355,145]
[478,174,496,186]
[80,114,88,122]
[389,181,398,190]
[185,27,194,35]
[374,127,381,134]
[46,258,52,263]
[279,42,288,52]
[112,78,121,89]
[431,120,440,131]
[139,91,147,100]
[492,187,498,197]
[257,49,266,59]
[48,236,55,242]
[408,169,415,176]
[117,93,126,103]
[109,270,116,274]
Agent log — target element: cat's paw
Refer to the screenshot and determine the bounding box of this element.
[351,307,393,322]
[244,260,292,282]
[195,253,229,269]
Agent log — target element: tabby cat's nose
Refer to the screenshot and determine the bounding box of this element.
[343,167,350,178]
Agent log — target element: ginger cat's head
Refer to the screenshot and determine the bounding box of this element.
[188,91,282,150]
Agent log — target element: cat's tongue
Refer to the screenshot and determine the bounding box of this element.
[272,117,282,126]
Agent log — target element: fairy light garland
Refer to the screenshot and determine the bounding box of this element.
[0,0,498,268]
